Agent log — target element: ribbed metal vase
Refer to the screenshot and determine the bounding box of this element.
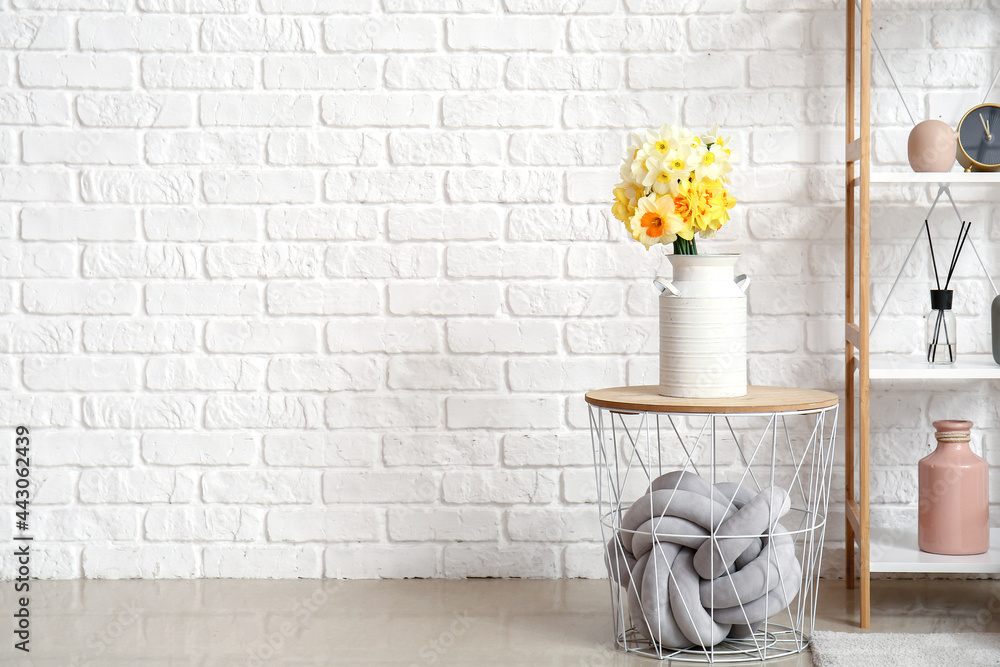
[658,254,748,399]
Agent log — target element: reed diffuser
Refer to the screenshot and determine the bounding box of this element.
[924,220,971,364]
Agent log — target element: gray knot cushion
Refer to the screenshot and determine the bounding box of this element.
[604,470,800,649]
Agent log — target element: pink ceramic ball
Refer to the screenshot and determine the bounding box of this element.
[908,120,958,172]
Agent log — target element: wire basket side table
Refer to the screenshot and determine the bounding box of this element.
[586,385,839,663]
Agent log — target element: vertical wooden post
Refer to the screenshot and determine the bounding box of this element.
[844,0,857,593]
[859,0,873,630]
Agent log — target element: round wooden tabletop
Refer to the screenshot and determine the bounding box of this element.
[584,385,839,414]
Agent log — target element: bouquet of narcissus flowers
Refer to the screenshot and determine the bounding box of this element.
[612,122,738,255]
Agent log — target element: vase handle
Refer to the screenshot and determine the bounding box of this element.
[735,274,750,293]
[653,278,680,297]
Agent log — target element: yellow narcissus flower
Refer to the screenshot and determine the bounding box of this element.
[627,193,685,248]
[612,181,639,223]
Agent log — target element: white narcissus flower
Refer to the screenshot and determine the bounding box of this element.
[686,143,731,182]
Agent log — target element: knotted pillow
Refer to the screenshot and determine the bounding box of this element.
[604,470,801,649]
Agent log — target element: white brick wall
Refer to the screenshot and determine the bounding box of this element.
[2,1,998,580]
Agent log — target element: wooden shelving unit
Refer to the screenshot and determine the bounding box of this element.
[845,2,1000,628]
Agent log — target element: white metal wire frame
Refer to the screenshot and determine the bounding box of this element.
[589,404,839,663]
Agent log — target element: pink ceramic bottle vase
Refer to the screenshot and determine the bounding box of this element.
[918,420,989,555]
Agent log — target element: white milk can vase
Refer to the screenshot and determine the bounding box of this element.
[655,254,749,399]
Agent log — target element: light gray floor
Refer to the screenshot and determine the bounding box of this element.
[2,578,999,665]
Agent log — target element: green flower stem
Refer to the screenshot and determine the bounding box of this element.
[673,238,698,255]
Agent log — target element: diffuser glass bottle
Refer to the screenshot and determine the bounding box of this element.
[925,289,956,364]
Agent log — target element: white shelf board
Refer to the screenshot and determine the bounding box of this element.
[868,354,1000,380]
[870,171,1000,184]
[870,525,1000,574]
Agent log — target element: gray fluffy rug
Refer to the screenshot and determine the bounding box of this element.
[811,631,1000,666]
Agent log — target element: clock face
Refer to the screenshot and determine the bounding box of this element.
[959,104,1000,167]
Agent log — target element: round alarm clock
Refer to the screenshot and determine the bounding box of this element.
[957,103,1000,171]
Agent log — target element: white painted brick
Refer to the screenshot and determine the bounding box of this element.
[267,282,381,315]
[267,131,382,166]
[325,544,437,579]
[142,55,253,89]
[79,469,195,503]
[145,207,258,242]
[563,543,604,578]
[81,170,195,204]
[19,54,132,89]
[203,170,316,204]
[146,357,265,391]
[36,431,136,467]
[0,396,73,427]
[0,168,71,202]
[446,244,561,278]
[389,131,502,166]
[205,395,324,429]
[207,245,321,278]
[383,432,498,466]
[205,546,321,579]
[203,470,318,503]
[566,320,655,354]
[564,92,680,128]
[83,320,196,354]
[138,0,249,11]
[267,208,378,241]
[444,544,559,578]
[45,508,138,541]
[443,93,557,128]
[507,507,599,542]
[324,470,438,503]
[267,357,381,391]
[261,0,370,12]
[326,169,438,204]
[389,508,499,541]
[21,207,137,241]
[688,14,805,50]
[83,245,199,278]
[202,18,317,52]
[146,283,258,316]
[78,16,193,51]
[508,282,622,317]
[77,93,192,128]
[147,131,262,165]
[262,56,378,90]
[569,18,681,52]
[0,92,69,126]
[684,91,806,127]
[387,206,502,241]
[385,0,491,10]
[507,0,614,12]
[24,357,137,391]
[325,394,441,429]
[447,168,559,203]
[502,432,592,467]
[0,243,74,278]
[0,16,70,49]
[388,356,501,390]
[443,470,558,504]
[385,55,500,90]
[506,56,622,90]
[628,53,744,89]
[263,432,378,467]
[145,507,261,541]
[388,282,501,316]
[206,320,319,353]
[509,131,620,166]
[83,395,197,428]
[321,93,435,128]
[326,318,441,354]
[508,358,624,392]
[143,432,255,465]
[446,396,561,429]
[23,281,136,315]
[325,245,438,279]
[508,207,615,241]
[448,17,559,51]
[267,508,384,542]
[447,319,558,354]
[324,17,439,51]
